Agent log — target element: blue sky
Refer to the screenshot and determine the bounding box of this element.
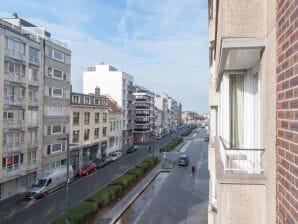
[0,0,209,113]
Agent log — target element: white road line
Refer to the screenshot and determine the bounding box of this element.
[180,141,192,153]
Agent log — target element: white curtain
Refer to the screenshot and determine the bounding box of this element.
[231,74,244,148]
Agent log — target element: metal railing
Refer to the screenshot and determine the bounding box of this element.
[4,73,26,84]
[27,139,38,148]
[28,78,39,86]
[3,142,25,154]
[29,56,40,65]
[4,48,27,61]
[4,96,25,106]
[28,119,39,127]
[219,136,264,174]
[3,119,25,129]
[1,165,25,180]
[28,97,39,106]
[27,160,37,170]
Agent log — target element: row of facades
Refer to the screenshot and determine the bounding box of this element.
[208,0,297,223]
[0,14,182,201]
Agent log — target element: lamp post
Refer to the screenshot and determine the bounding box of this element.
[58,134,70,223]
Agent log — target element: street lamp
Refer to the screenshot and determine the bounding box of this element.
[58,134,70,223]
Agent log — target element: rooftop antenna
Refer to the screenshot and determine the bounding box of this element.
[100,58,104,65]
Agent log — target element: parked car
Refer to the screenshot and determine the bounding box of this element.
[77,162,97,177]
[127,145,137,153]
[156,135,162,140]
[110,151,122,161]
[27,166,74,199]
[178,154,189,166]
[93,158,109,169]
[205,136,209,142]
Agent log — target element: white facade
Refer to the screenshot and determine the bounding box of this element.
[83,64,134,149]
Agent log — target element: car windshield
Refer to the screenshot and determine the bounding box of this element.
[31,179,47,188]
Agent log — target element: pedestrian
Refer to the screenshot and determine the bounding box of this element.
[191,165,196,176]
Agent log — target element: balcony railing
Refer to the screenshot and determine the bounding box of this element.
[4,73,26,84]
[28,97,39,107]
[28,78,39,86]
[28,119,39,127]
[27,160,37,170]
[4,48,26,62]
[219,136,264,174]
[29,56,40,65]
[4,96,25,107]
[3,142,25,155]
[1,165,25,180]
[27,139,38,148]
[3,119,25,130]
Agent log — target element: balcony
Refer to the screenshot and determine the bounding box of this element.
[4,48,26,62]
[28,119,39,128]
[29,56,39,66]
[27,139,38,149]
[127,122,135,130]
[127,104,135,110]
[4,73,26,84]
[28,78,39,86]
[4,96,25,107]
[3,142,25,156]
[28,98,39,107]
[27,160,38,170]
[1,165,25,181]
[3,119,25,130]
[219,137,264,174]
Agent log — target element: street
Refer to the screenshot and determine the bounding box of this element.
[135,128,209,224]
[0,127,188,224]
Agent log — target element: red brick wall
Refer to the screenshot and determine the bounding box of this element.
[276,0,298,223]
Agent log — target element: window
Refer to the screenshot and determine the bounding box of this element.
[52,125,62,134]
[94,128,99,139]
[110,122,113,132]
[28,67,38,82]
[73,95,80,103]
[84,97,90,104]
[84,129,90,141]
[44,106,69,116]
[5,37,25,54]
[3,111,14,120]
[84,113,90,124]
[48,67,67,80]
[94,98,99,105]
[52,143,62,153]
[72,130,79,143]
[46,142,66,155]
[73,112,80,125]
[102,127,107,137]
[5,61,25,75]
[52,87,63,98]
[48,48,64,62]
[102,99,107,106]
[27,151,37,164]
[95,113,100,123]
[29,47,39,63]
[103,113,107,123]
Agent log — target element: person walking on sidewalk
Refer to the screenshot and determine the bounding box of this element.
[191,165,196,176]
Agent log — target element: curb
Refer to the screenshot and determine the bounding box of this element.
[105,165,161,224]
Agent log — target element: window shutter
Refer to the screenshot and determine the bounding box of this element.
[49,87,52,97]
[62,142,66,151]
[63,126,66,133]
[63,72,67,81]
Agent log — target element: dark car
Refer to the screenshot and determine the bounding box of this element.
[93,158,109,169]
[178,155,189,166]
[205,136,209,142]
[77,162,96,177]
[127,145,137,153]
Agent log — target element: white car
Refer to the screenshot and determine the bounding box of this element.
[109,152,122,161]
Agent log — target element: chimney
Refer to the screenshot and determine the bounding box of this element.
[95,86,100,96]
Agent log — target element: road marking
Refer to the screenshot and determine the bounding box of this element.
[180,141,192,153]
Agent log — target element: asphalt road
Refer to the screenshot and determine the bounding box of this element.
[136,128,209,224]
[0,126,189,224]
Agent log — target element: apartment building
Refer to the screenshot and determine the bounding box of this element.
[0,14,71,200]
[70,88,109,169]
[208,0,276,223]
[133,86,155,144]
[107,96,122,154]
[178,103,183,126]
[83,64,135,150]
[155,94,169,135]
[167,97,179,132]
[182,111,198,124]
[154,107,163,137]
